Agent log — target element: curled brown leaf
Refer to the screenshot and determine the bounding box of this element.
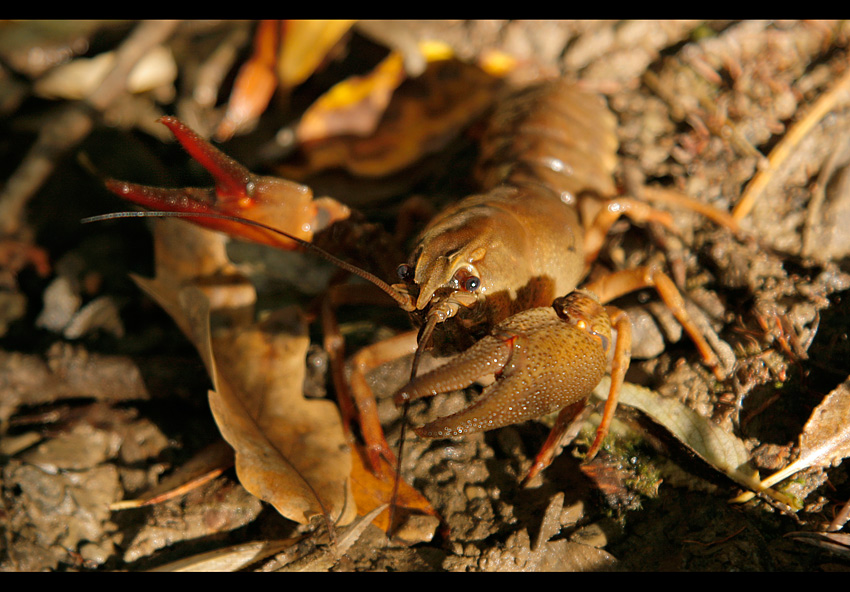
[206,302,356,526]
[133,219,356,527]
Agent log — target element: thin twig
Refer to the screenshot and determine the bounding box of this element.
[828,495,850,533]
[732,65,850,222]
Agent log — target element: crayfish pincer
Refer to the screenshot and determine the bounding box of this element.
[394,290,631,473]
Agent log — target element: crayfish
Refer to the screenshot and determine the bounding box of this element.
[97,79,733,511]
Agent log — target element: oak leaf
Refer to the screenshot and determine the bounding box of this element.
[132,219,355,527]
[205,301,356,526]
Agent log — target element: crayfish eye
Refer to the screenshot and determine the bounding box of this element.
[463,276,481,292]
[451,267,481,293]
[396,263,415,283]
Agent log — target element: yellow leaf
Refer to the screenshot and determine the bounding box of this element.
[417,39,454,62]
[277,19,356,89]
[297,51,406,143]
[477,48,518,78]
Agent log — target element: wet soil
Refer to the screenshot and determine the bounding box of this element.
[1,20,849,571]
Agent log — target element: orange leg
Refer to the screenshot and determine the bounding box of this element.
[216,20,281,141]
[522,401,587,486]
[582,196,676,267]
[347,331,419,474]
[584,266,725,379]
[321,283,418,475]
[586,305,631,459]
[582,189,744,268]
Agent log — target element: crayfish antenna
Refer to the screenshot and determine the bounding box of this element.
[385,312,440,540]
[411,314,439,382]
[82,210,408,308]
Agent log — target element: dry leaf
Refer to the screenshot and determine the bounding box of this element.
[296,51,407,143]
[149,538,302,572]
[279,58,504,179]
[295,40,468,144]
[131,219,355,527]
[591,378,795,507]
[733,376,850,504]
[794,376,850,467]
[348,443,439,544]
[206,303,356,526]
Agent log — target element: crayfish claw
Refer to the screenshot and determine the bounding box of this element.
[158,116,254,201]
[103,117,351,250]
[396,292,614,446]
[393,333,512,408]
